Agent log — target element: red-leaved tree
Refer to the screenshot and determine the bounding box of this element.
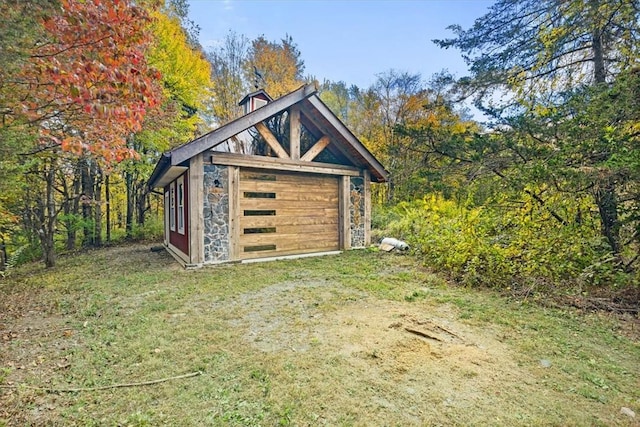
[3,0,164,266]
[18,0,162,164]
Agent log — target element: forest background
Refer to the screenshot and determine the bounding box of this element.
[0,0,638,307]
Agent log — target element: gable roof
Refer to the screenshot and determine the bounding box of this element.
[148,84,388,188]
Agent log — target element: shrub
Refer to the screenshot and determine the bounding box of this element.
[130,216,164,241]
[374,195,632,293]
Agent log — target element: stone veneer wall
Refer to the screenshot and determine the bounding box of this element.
[349,176,366,248]
[203,165,229,263]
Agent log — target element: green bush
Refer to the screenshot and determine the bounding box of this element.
[375,195,632,293]
[130,216,164,241]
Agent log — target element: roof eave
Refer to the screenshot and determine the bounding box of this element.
[147,152,171,189]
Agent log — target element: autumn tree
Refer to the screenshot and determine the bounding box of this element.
[0,0,162,267]
[163,0,202,49]
[205,33,306,124]
[319,80,358,124]
[245,35,306,98]
[318,71,479,204]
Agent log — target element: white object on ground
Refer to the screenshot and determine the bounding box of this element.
[620,407,635,418]
[379,237,409,252]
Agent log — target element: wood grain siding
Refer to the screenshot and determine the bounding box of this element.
[339,176,350,250]
[211,152,360,177]
[238,169,339,259]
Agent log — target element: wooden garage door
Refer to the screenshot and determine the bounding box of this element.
[239,168,340,260]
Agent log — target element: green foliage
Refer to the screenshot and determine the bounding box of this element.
[435,0,639,108]
[378,195,634,292]
[433,0,640,261]
[57,213,89,236]
[130,216,164,241]
[0,245,29,278]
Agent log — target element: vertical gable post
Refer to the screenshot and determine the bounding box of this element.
[229,166,240,261]
[289,105,301,160]
[339,175,351,250]
[189,154,204,265]
[363,170,371,246]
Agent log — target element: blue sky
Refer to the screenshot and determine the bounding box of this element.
[188,0,494,89]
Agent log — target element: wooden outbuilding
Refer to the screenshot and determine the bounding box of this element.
[148,84,388,267]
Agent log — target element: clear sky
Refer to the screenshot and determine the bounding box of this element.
[188,0,494,89]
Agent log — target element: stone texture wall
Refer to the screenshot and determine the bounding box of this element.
[203,165,229,263]
[349,176,366,248]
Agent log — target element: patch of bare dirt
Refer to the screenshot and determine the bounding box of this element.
[216,281,545,424]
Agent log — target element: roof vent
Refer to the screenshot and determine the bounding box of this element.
[238,89,273,115]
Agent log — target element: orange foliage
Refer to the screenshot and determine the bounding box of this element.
[18,0,163,165]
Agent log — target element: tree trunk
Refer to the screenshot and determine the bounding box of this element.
[64,167,81,250]
[125,169,134,238]
[41,229,56,268]
[594,178,621,255]
[40,163,57,268]
[591,9,606,85]
[590,9,621,255]
[0,237,6,271]
[62,176,73,250]
[94,167,103,247]
[136,182,147,226]
[106,174,111,243]
[81,159,95,246]
[71,168,81,247]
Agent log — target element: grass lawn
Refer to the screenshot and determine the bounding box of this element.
[1,244,638,426]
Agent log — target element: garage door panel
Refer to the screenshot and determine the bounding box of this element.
[240,231,338,246]
[239,168,340,260]
[240,181,338,193]
[241,239,339,258]
[242,208,338,218]
[242,224,337,236]
[241,215,339,228]
[240,170,336,186]
[240,187,337,202]
[240,245,340,260]
[241,199,338,210]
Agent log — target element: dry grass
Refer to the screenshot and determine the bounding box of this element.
[0,244,638,426]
